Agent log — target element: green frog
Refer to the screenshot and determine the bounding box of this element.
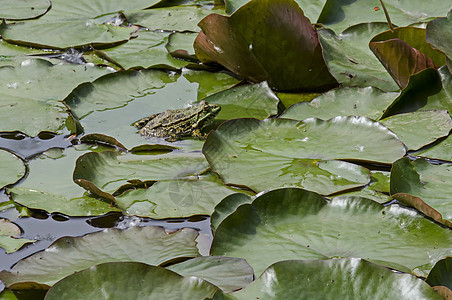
[134,101,221,142]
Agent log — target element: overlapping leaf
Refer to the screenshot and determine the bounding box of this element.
[211,188,452,276]
[0,150,25,189]
[194,0,338,91]
[0,226,200,287]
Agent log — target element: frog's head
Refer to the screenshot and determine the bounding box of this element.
[195,101,221,128]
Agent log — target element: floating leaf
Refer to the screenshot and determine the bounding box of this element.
[318,0,452,34]
[0,0,50,20]
[427,8,452,72]
[281,86,398,121]
[125,6,216,32]
[370,39,437,89]
[73,151,209,198]
[166,32,198,61]
[224,0,327,21]
[0,219,35,254]
[0,58,111,136]
[203,81,281,121]
[213,259,442,299]
[370,26,446,67]
[167,256,254,293]
[98,30,189,70]
[318,23,399,91]
[0,226,200,287]
[210,193,253,232]
[0,150,25,189]
[380,110,452,150]
[8,146,120,216]
[45,262,217,300]
[194,0,338,91]
[115,172,252,218]
[426,257,452,291]
[390,157,452,225]
[211,188,452,276]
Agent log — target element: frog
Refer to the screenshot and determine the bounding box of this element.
[134,100,221,142]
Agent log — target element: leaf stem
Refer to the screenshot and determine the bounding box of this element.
[379,0,394,32]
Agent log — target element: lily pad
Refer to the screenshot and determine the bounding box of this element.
[203,81,281,121]
[390,157,452,224]
[0,150,25,189]
[426,257,452,291]
[380,110,452,150]
[317,0,452,34]
[125,6,216,32]
[369,39,437,89]
[0,226,200,287]
[210,188,452,276]
[213,258,442,299]
[98,30,189,70]
[0,0,163,49]
[202,117,408,194]
[73,151,210,199]
[0,219,35,254]
[318,23,399,91]
[115,172,251,218]
[210,193,254,232]
[45,262,217,300]
[0,0,50,20]
[224,0,327,22]
[8,146,121,216]
[427,8,452,72]
[167,256,254,293]
[166,32,198,61]
[194,0,338,91]
[0,58,111,136]
[280,86,398,121]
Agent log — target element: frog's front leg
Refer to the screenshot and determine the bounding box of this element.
[191,129,206,139]
[134,114,159,129]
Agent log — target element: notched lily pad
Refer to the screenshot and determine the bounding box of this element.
[0,226,200,287]
[211,188,452,276]
[213,258,442,299]
[194,0,338,91]
[0,149,26,189]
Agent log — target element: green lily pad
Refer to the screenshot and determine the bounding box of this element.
[318,23,399,91]
[317,0,452,34]
[0,226,200,287]
[280,86,398,121]
[210,188,452,276]
[380,110,452,151]
[0,58,111,136]
[369,39,437,89]
[414,134,452,161]
[213,258,442,299]
[0,150,25,189]
[167,256,254,293]
[98,30,189,70]
[73,151,209,199]
[203,81,281,121]
[194,0,338,91]
[427,8,452,72]
[45,262,217,300]
[115,172,252,218]
[8,146,120,216]
[0,219,35,254]
[204,117,404,181]
[224,0,326,22]
[166,32,198,61]
[426,257,452,291]
[0,0,164,49]
[331,170,391,204]
[390,157,452,224]
[210,193,253,232]
[125,6,216,32]
[0,0,50,20]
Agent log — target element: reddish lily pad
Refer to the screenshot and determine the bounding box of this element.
[194,0,338,91]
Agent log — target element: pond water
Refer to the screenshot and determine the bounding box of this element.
[0,134,212,278]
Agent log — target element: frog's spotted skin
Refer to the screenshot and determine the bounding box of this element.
[134,101,221,142]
